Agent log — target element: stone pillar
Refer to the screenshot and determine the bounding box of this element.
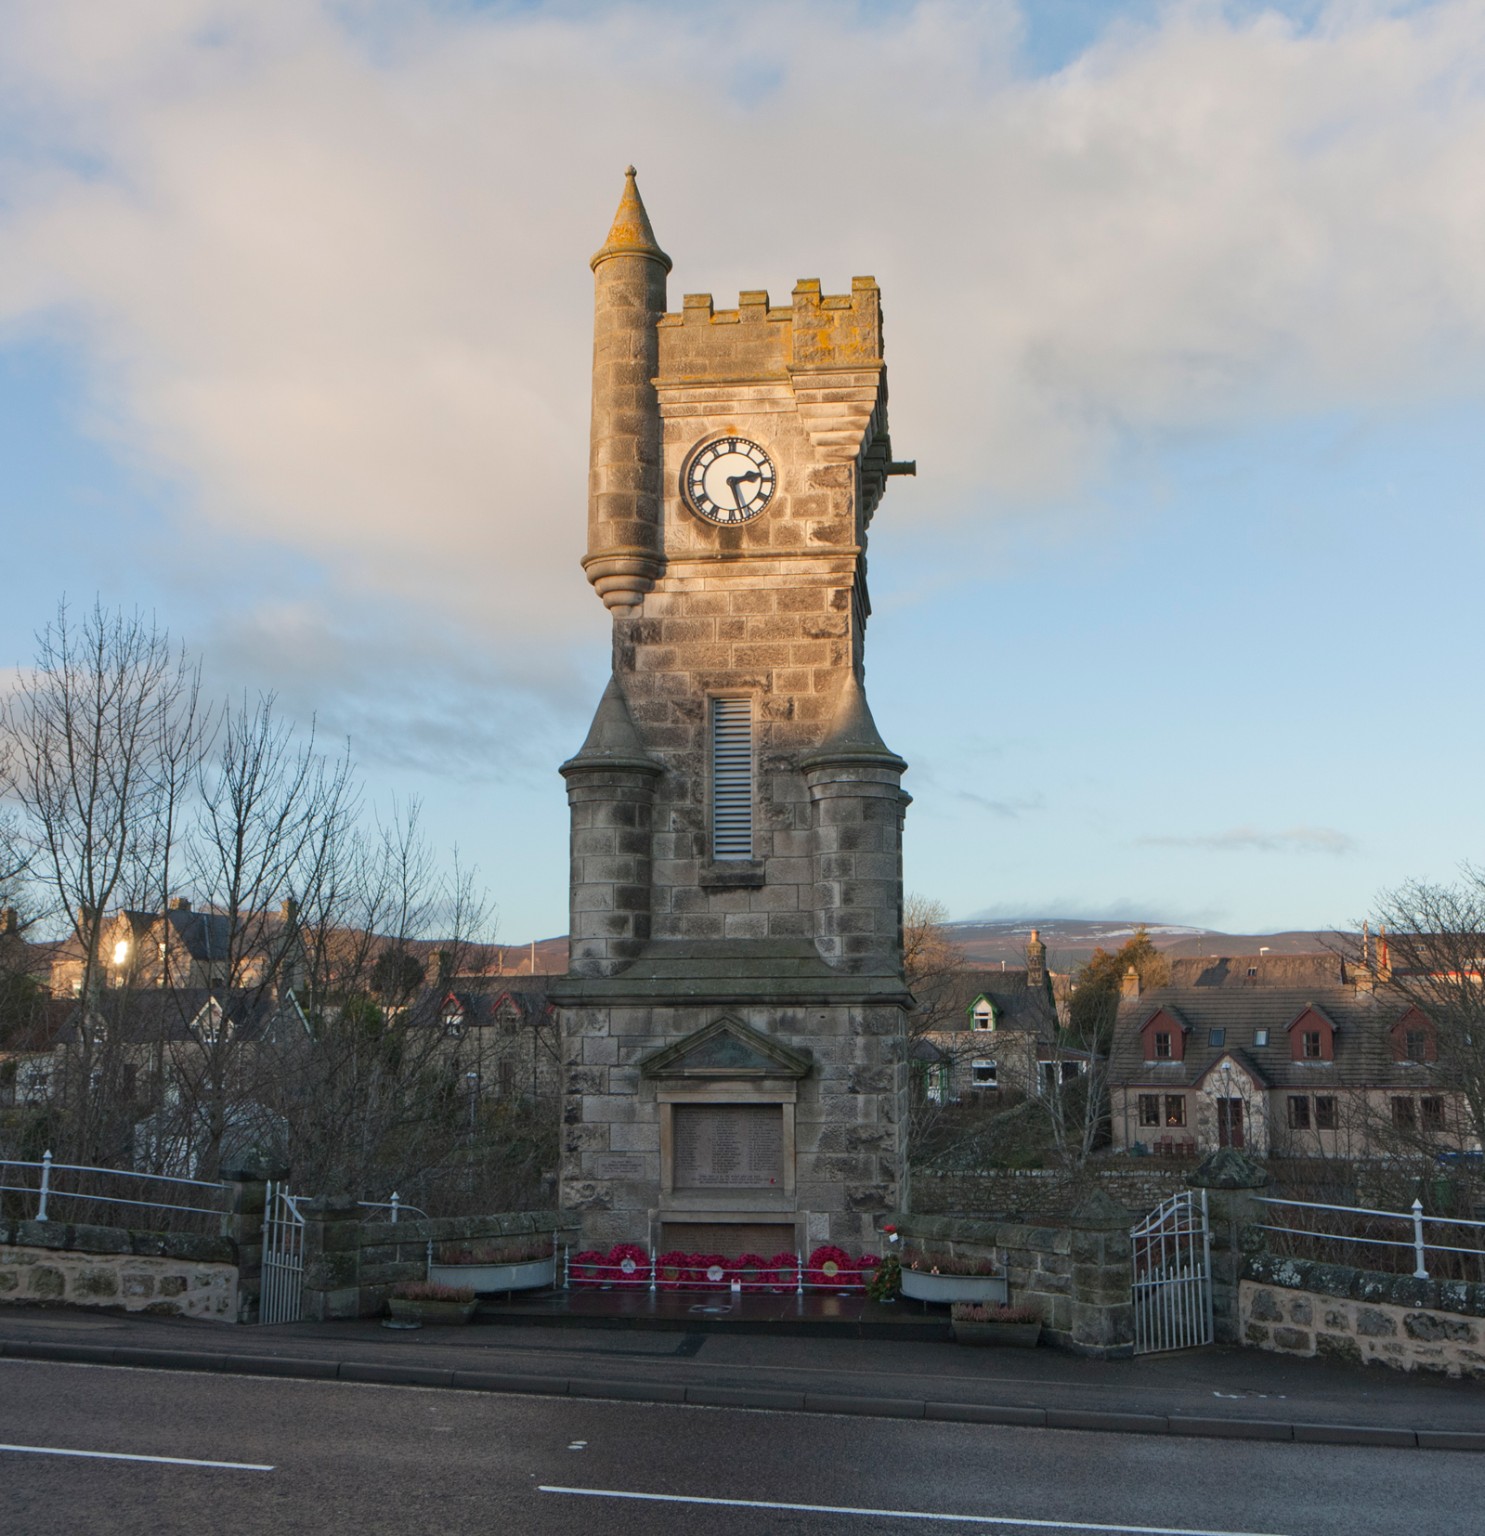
[301,1196,362,1321]
[219,1159,280,1325]
[1063,1190,1136,1357]
[1187,1147,1270,1344]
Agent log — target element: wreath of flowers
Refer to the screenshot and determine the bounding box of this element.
[570,1249,606,1289]
[607,1243,650,1289]
[764,1250,800,1293]
[806,1245,861,1291]
[733,1252,770,1293]
[692,1253,730,1291]
[654,1249,695,1291]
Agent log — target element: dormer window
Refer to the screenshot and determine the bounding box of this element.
[1141,1007,1187,1063]
[971,1000,995,1032]
[442,1010,465,1038]
[1287,1005,1336,1062]
[1391,1008,1437,1065]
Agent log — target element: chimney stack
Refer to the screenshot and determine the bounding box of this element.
[169,896,191,912]
[1025,927,1047,988]
[1121,964,1141,1001]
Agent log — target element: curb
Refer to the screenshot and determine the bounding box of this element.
[2,1336,1479,1452]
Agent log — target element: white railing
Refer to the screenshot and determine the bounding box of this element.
[1254,1195,1485,1280]
[0,1151,231,1234]
[561,1250,879,1295]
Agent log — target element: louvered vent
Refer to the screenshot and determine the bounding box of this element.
[710,696,754,860]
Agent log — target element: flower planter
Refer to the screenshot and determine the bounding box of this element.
[953,1319,1041,1349]
[387,1297,479,1325]
[428,1256,556,1294]
[900,1269,1008,1307]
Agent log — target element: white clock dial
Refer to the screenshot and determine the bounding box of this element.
[684,437,776,525]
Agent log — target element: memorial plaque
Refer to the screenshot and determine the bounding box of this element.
[594,1154,649,1180]
[672,1104,783,1189]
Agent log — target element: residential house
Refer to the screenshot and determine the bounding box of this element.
[425,984,560,1105]
[49,898,306,998]
[1108,954,1475,1158]
[910,931,1082,1104]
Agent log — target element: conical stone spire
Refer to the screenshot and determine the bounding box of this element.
[800,670,906,771]
[560,675,661,776]
[590,165,672,273]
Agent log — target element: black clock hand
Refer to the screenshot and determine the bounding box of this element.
[726,470,762,511]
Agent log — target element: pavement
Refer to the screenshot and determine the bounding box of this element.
[2,1299,1483,1452]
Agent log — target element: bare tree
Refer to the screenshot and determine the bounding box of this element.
[4,601,202,1162]
[1363,874,1485,1158]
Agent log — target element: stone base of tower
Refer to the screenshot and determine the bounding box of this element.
[550,941,909,1257]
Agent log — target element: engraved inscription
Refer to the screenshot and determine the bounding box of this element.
[673,1104,783,1189]
[594,1154,649,1181]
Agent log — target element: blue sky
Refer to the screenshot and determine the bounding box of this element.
[2,0,1484,945]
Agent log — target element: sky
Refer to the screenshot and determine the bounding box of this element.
[2,0,1484,946]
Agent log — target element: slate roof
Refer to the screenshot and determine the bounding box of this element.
[58,988,304,1046]
[1110,984,1443,1092]
[430,987,554,1026]
[925,968,1058,1038]
[1165,953,1349,989]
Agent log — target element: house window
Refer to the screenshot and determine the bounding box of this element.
[1315,1096,1337,1130]
[1254,1029,1269,1047]
[1138,1094,1161,1128]
[1391,1097,1416,1131]
[972,1001,995,1032]
[710,696,754,860]
[1422,1096,1445,1132]
[442,1012,465,1038]
[1208,1028,1226,1047]
[924,1063,950,1104]
[1404,1030,1429,1063]
[1247,966,1258,978]
[1154,1032,1173,1060]
[1301,1031,1323,1059]
[1164,1096,1187,1128]
[1287,1095,1311,1130]
[971,1059,998,1088]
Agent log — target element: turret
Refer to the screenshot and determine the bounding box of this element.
[799,670,909,973]
[584,167,670,611]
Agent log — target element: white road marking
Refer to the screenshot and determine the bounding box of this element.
[0,1443,274,1472]
[538,1486,1288,1536]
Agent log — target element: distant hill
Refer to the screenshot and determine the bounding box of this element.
[492,923,1337,978]
[943,919,1339,970]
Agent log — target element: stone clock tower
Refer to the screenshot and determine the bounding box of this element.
[551,168,915,1260]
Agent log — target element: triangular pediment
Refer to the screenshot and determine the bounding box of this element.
[638,1015,813,1080]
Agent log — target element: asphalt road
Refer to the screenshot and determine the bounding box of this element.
[1,1358,1479,1536]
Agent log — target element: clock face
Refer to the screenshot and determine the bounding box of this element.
[684,437,776,525]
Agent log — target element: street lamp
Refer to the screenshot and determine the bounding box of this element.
[466,1070,480,1136]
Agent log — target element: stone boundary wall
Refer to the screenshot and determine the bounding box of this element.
[305,1205,573,1320]
[1,1220,238,1321]
[893,1201,1133,1358]
[912,1164,1192,1219]
[1239,1254,1485,1378]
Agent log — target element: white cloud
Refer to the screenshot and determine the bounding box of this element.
[1,0,1484,736]
[1138,825,1358,855]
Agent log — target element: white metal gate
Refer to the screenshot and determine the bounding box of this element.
[259,1180,305,1325]
[1131,1189,1213,1354]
